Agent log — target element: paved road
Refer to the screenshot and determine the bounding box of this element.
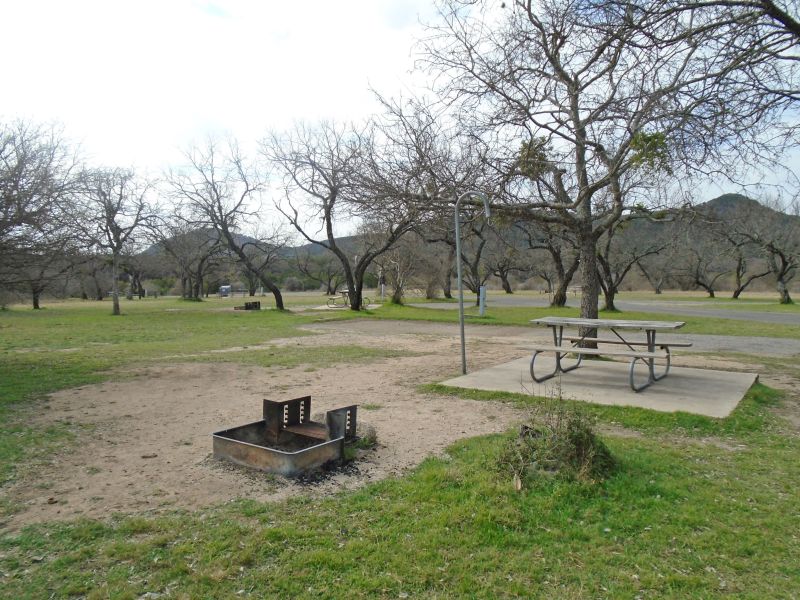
[309,319,800,357]
[410,295,800,326]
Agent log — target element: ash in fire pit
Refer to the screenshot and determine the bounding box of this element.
[212,396,358,476]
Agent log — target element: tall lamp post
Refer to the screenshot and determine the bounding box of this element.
[455,190,491,375]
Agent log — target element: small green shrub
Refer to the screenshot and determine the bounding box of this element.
[499,400,615,486]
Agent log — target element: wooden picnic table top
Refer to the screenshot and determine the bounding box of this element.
[531,316,685,331]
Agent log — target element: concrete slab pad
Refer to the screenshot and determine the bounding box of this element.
[441,357,758,418]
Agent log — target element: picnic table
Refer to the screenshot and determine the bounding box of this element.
[528,317,691,392]
[326,289,372,309]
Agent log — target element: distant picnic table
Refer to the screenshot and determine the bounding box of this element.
[528,316,691,392]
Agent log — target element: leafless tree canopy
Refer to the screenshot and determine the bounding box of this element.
[2,3,798,309]
[168,139,286,309]
[419,0,797,322]
[0,121,81,291]
[74,168,154,315]
[264,121,428,310]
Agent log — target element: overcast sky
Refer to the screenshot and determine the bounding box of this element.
[4,0,796,205]
[3,0,435,171]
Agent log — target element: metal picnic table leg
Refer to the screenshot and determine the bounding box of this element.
[553,325,562,373]
[629,328,662,392]
[647,329,656,384]
[557,324,583,374]
[530,324,584,383]
[651,328,671,381]
[531,325,564,382]
[530,325,561,382]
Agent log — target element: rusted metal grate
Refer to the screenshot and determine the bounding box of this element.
[213,396,358,476]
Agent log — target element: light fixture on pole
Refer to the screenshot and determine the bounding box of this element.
[455,190,491,375]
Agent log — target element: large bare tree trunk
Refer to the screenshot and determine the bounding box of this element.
[499,273,513,294]
[227,239,284,310]
[550,256,580,308]
[604,292,616,311]
[551,283,568,308]
[778,279,793,304]
[111,253,121,315]
[579,230,599,342]
[442,274,452,299]
[599,278,617,311]
[442,248,454,299]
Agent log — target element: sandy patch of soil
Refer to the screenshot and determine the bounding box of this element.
[3,325,525,530]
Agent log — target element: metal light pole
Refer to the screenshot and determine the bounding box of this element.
[455,190,491,375]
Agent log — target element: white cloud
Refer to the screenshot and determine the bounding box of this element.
[1,0,435,170]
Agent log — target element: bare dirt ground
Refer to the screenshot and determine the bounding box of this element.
[3,322,528,530]
[4,319,798,531]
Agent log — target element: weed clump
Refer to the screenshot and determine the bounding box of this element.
[343,422,378,461]
[355,422,378,448]
[499,401,615,487]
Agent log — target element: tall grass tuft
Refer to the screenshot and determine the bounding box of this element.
[499,397,616,488]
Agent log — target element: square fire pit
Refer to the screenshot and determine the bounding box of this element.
[213,396,357,476]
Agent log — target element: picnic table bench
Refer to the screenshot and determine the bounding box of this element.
[528,317,691,392]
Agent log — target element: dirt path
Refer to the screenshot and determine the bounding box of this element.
[3,324,525,530]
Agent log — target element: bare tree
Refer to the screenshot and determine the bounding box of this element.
[460,219,493,304]
[484,224,530,294]
[369,230,425,304]
[75,254,110,301]
[761,230,798,304]
[421,213,492,305]
[264,122,421,311]
[516,221,580,307]
[294,249,345,295]
[635,219,683,295]
[727,243,772,299]
[371,95,509,303]
[614,1,800,101]
[151,216,227,300]
[121,256,146,300]
[75,168,154,315]
[416,216,459,298]
[421,0,792,337]
[427,243,456,299]
[237,228,288,297]
[596,219,668,311]
[24,240,81,309]
[694,197,772,298]
[0,120,80,296]
[678,217,732,298]
[168,139,285,309]
[722,196,799,303]
[711,0,800,41]
[405,222,458,299]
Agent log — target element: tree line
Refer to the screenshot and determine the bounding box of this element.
[2,0,798,316]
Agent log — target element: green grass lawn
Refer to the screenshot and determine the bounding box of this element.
[1,297,799,598]
[2,387,798,598]
[610,290,799,310]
